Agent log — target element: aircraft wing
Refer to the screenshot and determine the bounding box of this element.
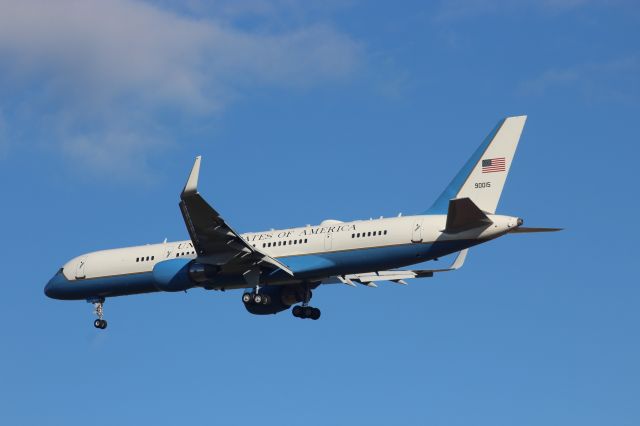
[179,156,293,276]
[339,249,468,287]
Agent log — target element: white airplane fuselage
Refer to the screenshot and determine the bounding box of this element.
[45,213,520,300]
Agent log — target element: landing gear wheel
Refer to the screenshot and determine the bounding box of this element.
[93,319,107,329]
[310,308,321,320]
[253,294,263,304]
[292,305,303,318]
[242,292,252,303]
[292,305,321,320]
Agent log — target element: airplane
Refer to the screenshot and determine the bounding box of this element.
[44,115,560,329]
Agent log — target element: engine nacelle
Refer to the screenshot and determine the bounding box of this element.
[243,285,308,315]
[152,259,218,292]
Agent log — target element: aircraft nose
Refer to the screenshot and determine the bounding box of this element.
[517,217,524,226]
[44,278,56,298]
[44,270,64,299]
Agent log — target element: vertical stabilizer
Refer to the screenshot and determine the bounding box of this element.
[426,116,527,214]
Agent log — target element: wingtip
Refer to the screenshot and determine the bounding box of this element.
[182,156,201,197]
[450,249,468,270]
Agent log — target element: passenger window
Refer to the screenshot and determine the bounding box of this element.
[367,232,371,237]
[175,253,179,257]
[304,239,308,243]
[357,233,360,238]
[384,230,388,235]
[151,256,154,260]
[136,257,139,262]
[294,240,297,245]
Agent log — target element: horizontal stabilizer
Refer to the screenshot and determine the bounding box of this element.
[445,198,492,233]
[510,227,563,233]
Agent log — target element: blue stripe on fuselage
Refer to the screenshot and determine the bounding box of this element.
[279,239,481,278]
[45,270,158,300]
[45,239,482,300]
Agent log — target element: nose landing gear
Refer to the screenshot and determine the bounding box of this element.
[89,298,107,329]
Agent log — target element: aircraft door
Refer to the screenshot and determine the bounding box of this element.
[411,219,423,243]
[75,256,88,279]
[324,233,333,251]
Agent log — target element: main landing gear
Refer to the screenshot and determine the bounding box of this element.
[292,305,321,320]
[242,290,271,305]
[291,285,321,320]
[90,298,107,329]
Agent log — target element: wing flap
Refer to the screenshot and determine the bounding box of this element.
[345,249,468,285]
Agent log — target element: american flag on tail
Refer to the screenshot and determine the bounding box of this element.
[482,157,506,173]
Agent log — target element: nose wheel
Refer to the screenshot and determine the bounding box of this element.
[89,298,107,329]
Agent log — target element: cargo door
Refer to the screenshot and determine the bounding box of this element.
[411,219,423,243]
[324,233,333,251]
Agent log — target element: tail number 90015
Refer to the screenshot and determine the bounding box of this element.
[474,182,491,189]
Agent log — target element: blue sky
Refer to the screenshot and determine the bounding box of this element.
[1,0,639,424]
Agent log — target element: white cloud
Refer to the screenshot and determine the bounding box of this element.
[0,0,362,177]
[434,0,617,21]
[517,55,640,102]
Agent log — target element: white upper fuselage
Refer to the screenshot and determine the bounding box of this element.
[62,213,520,283]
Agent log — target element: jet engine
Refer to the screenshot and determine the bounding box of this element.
[243,285,308,315]
[152,258,219,292]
